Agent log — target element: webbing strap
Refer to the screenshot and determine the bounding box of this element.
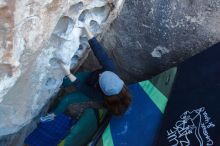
[64,101,104,119]
[139,80,168,113]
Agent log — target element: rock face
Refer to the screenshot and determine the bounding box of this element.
[82,0,220,83]
[0,0,124,137]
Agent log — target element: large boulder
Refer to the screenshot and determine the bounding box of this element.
[0,0,124,139]
[83,0,220,83]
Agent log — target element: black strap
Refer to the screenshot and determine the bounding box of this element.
[64,101,104,119]
[88,112,112,146]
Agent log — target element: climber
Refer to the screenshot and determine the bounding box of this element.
[60,24,132,116]
[24,24,131,146]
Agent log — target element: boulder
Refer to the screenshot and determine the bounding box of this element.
[83,0,220,83]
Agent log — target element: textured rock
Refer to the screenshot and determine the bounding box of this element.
[83,0,220,83]
[0,0,124,137]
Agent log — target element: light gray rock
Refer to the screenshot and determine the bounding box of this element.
[0,0,124,139]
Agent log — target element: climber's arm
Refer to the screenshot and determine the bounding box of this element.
[59,61,77,82]
[59,61,84,90]
[84,25,117,73]
[60,63,99,98]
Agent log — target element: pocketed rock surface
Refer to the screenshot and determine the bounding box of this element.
[0,0,124,138]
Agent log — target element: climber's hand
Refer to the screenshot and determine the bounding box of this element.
[58,61,77,82]
[58,61,70,76]
[84,24,94,39]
